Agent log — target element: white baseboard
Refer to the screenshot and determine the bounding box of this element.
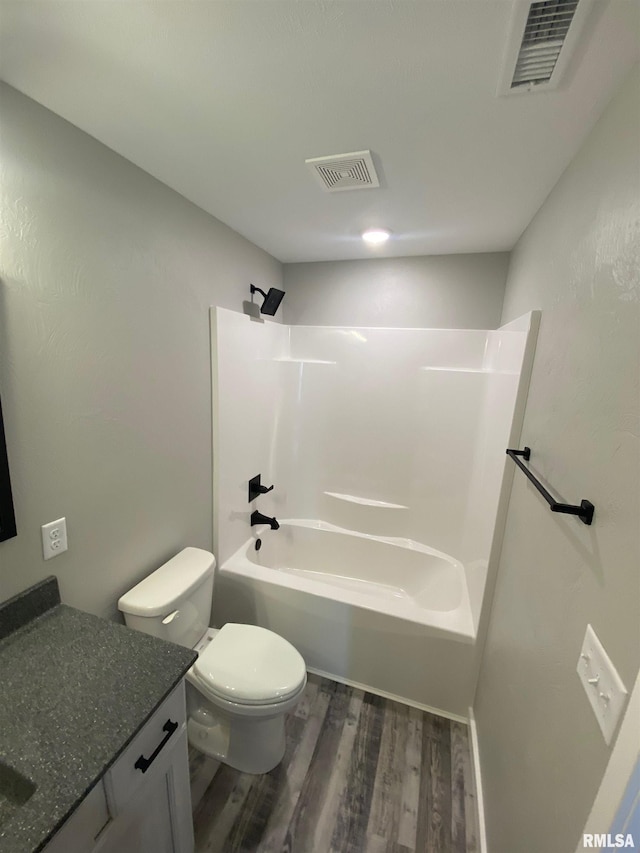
[468,706,488,853]
[306,665,469,724]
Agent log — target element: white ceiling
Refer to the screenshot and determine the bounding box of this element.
[0,1,638,263]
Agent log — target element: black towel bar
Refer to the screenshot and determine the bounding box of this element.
[506,447,595,526]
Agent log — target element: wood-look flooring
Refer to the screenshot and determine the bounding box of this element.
[191,674,479,853]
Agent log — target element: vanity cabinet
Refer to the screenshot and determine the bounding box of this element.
[44,682,193,853]
[41,778,111,853]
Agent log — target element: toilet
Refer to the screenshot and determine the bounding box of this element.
[118,547,307,774]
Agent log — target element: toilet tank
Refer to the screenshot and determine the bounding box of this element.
[118,547,215,649]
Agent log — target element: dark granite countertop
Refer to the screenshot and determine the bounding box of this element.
[0,578,197,853]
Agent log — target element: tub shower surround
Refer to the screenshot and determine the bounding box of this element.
[211,308,538,716]
[224,520,474,640]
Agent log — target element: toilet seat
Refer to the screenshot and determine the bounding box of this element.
[192,623,306,706]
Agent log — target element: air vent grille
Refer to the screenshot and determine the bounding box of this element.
[512,0,579,87]
[498,0,592,95]
[305,150,380,192]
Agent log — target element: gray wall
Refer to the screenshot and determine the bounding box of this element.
[283,253,509,328]
[474,65,640,853]
[0,84,282,618]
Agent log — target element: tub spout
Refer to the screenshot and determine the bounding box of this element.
[251,510,280,530]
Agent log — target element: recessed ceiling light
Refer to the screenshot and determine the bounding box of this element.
[362,228,391,245]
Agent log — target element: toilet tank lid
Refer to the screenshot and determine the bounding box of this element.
[118,547,215,617]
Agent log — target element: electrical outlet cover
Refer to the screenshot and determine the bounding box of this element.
[41,517,68,560]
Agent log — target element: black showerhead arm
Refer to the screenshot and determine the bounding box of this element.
[250,284,268,299]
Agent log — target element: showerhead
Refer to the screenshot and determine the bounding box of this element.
[250,284,285,316]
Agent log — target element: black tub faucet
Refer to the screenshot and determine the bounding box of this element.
[251,510,280,530]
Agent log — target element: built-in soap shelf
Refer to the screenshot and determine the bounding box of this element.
[421,366,485,373]
[420,366,517,375]
[324,491,407,509]
[274,357,337,365]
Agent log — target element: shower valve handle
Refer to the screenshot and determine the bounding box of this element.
[248,474,275,503]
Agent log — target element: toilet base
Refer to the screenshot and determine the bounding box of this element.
[187,716,229,764]
[187,706,286,774]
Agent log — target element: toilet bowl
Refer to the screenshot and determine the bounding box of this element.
[118,547,306,774]
[186,623,306,773]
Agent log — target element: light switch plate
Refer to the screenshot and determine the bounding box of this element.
[41,517,68,560]
[577,624,628,745]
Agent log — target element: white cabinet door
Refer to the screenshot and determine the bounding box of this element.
[96,764,174,853]
[43,781,110,853]
[99,687,194,853]
[44,682,194,853]
[107,682,187,813]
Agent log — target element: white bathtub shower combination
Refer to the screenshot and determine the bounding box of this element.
[211,308,538,716]
[222,519,474,642]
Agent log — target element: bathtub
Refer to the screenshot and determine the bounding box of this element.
[216,519,478,717]
[221,519,474,641]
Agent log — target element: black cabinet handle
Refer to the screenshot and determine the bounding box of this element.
[134,719,178,774]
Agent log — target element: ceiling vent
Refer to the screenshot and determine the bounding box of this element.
[305,150,380,192]
[498,0,594,95]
